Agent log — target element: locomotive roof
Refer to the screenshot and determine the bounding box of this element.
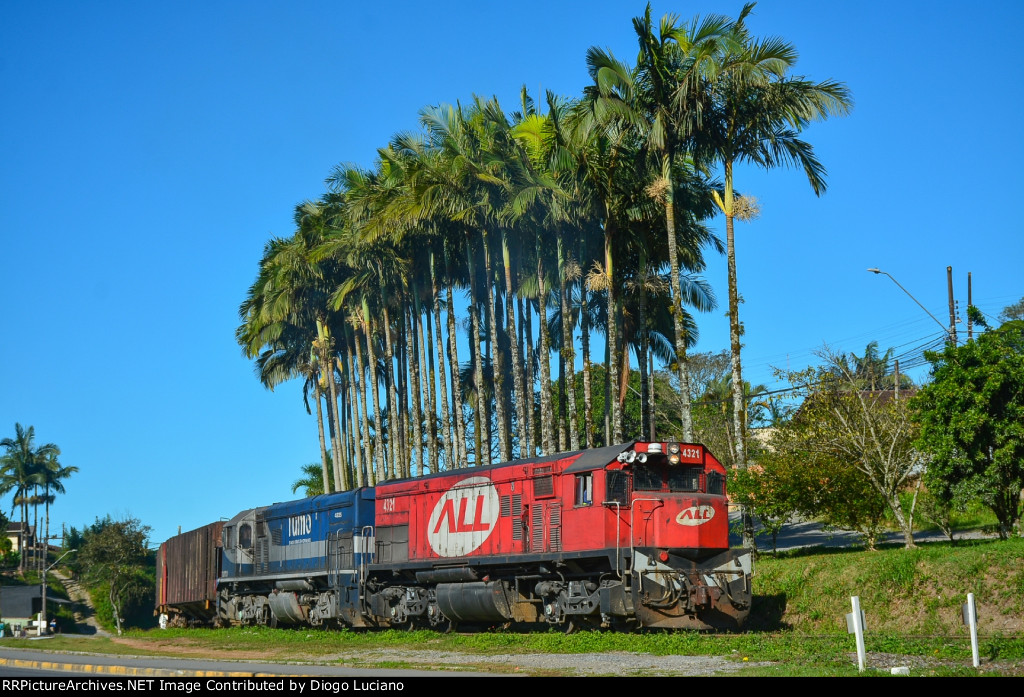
[373,441,639,486]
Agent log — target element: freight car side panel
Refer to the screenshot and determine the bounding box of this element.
[155,521,223,619]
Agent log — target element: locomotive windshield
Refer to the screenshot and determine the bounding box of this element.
[633,461,703,493]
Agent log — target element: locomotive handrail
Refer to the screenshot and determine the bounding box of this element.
[358,525,374,613]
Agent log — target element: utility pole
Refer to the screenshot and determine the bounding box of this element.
[947,266,958,345]
[894,359,900,401]
[40,547,75,635]
[967,272,973,341]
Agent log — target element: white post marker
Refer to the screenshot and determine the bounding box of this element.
[963,593,980,668]
[846,596,867,672]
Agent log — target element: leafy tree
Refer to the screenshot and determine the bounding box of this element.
[766,348,922,548]
[77,516,152,635]
[913,321,1024,538]
[999,296,1024,323]
[728,462,799,552]
[756,396,891,550]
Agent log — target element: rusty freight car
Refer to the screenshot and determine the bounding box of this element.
[155,521,223,627]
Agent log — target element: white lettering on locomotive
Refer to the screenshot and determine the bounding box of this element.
[381,498,396,513]
[426,476,499,557]
[676,505,715,526]
[289,513,313,538]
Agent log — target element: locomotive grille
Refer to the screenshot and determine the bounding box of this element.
[531,505,544,550]
[549,503,562,552]
[257,539,269,574]
[271,527,282,546]
[534,475,554,498]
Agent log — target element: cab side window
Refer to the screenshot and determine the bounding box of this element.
[574,473,593,506]
[238,523,252,549]
[605,471,631,505]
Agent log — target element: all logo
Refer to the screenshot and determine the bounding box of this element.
[676,505,715,526]
[426,476,499,557]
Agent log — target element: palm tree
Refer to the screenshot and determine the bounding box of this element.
[292,459,333,497]
[39,451,77,571]
[629,5,735,442]
[663,4,851,547]
[683,6,852,477]
[1,423,59,573]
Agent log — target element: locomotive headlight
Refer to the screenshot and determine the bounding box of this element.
[669,454,680,465]
[668,443,680,455]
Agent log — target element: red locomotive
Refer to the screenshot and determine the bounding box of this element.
[367,440,751,630]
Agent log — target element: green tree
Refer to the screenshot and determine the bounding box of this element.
[757,395,891,550]
[999,296,1024,323]
[78,516,152,635]
[767,348,922,548]
[913,321,1024,538]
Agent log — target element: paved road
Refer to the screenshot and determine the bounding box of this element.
[0,645,493,677]
[727,511,987,551]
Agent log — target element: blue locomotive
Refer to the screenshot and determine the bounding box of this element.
[213,488,376,627]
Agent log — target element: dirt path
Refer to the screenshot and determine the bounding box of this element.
[51,569,111,637]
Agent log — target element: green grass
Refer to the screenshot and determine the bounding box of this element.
[4,538,1022,676]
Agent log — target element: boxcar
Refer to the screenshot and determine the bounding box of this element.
[155,521,223,627]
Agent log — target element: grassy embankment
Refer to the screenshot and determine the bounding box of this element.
[9,536,1023,676]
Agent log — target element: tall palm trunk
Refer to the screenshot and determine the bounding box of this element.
[722,159,752,549]
[580,236,595,449]
[558,236,580,451]
[502,234,528,459]
[380,300,404,480]
[314,321,345,490]
[313,379,331,492]
[431,250,456,469]
[466,238,490,466]
[648,352,656,441]
[483,231,511,462]
[662,156,695,442]
[420,291,439,474]
[536,239,555,454]
[442,244,468,465]
[605,217,623,444]
[638,249,650,441]
[344,329,365,488]
[519,295,533,457]
[361,299,386,480]
[408,296,425,476]
[353,321,375,486]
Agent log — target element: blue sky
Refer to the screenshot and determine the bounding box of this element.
[2,0,1022,547]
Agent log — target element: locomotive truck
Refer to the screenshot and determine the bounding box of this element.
[156,441,752,631]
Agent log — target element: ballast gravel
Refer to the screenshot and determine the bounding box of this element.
[341,649,769,676]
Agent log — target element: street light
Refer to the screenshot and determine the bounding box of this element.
[867,268,954,342]
[40,549,75,636]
